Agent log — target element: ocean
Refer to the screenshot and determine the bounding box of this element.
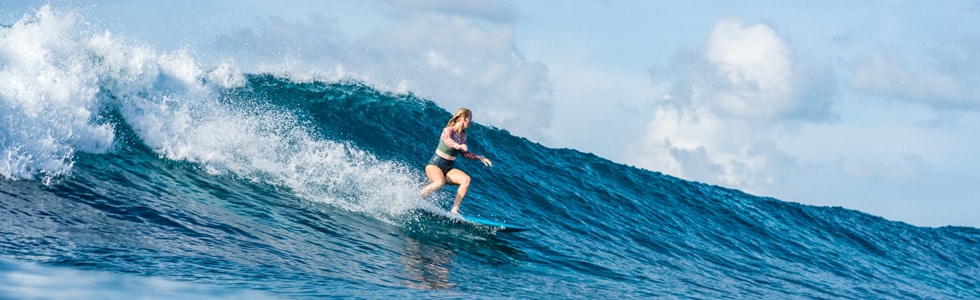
[2,5,978,300]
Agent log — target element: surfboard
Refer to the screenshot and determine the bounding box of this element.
[414,208,530,233]
[461,215,531,233]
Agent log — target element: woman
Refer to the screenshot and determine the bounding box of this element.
[420,108,493,214]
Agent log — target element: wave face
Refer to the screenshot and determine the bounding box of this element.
[2,6,979,299]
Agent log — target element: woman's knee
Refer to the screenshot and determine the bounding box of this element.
[428,180,446,189]
[446,170,470,186]
[456,174,471,186]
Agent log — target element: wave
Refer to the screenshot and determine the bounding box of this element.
[1,5,978,299]
[1,6,421,219]
[1,6,114,181]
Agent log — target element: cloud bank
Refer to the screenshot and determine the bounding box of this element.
[202,0,554,142]
[629,17,837,193]
[849,43,980,111]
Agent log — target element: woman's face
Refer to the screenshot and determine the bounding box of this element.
[462,117,472,129]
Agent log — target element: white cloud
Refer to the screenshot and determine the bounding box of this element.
[628,15,978,227]
[691,17,837,122]
[849,44,980,110]
[203,1,553,141]
[705,17,794,119]
[376,0,514,23]
[628,16,836,193]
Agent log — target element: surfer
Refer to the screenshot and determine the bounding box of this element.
[420,108,493,214]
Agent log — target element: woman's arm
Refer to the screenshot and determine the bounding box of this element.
[441,127,487,162]
[440,127,466,151]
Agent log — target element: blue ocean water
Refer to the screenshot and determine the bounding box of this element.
[2,6,979,300]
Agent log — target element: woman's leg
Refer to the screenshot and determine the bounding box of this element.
[420,165,446,197]
[445,169,471,214]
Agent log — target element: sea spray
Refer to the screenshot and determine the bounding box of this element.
[0,6,113,182]
[1,5,426,219]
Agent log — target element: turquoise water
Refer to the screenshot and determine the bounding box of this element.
[1,6,978,300]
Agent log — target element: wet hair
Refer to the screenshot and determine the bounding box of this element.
[446,108,472,127]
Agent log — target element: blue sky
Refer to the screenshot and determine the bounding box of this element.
[3,1,979,227]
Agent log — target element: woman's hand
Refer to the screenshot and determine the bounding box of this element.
[481,157,493,167]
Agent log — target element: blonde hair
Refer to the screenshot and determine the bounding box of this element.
[446,108,472,127]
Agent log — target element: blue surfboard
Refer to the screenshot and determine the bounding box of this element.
[461,215,531,233]
[414,208,530,233]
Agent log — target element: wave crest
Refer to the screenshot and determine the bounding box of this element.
[0,6,113,182]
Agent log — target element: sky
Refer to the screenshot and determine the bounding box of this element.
[2,0,979,227]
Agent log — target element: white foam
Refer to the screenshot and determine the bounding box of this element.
[0,6,113,182]
[0,6,426,218]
